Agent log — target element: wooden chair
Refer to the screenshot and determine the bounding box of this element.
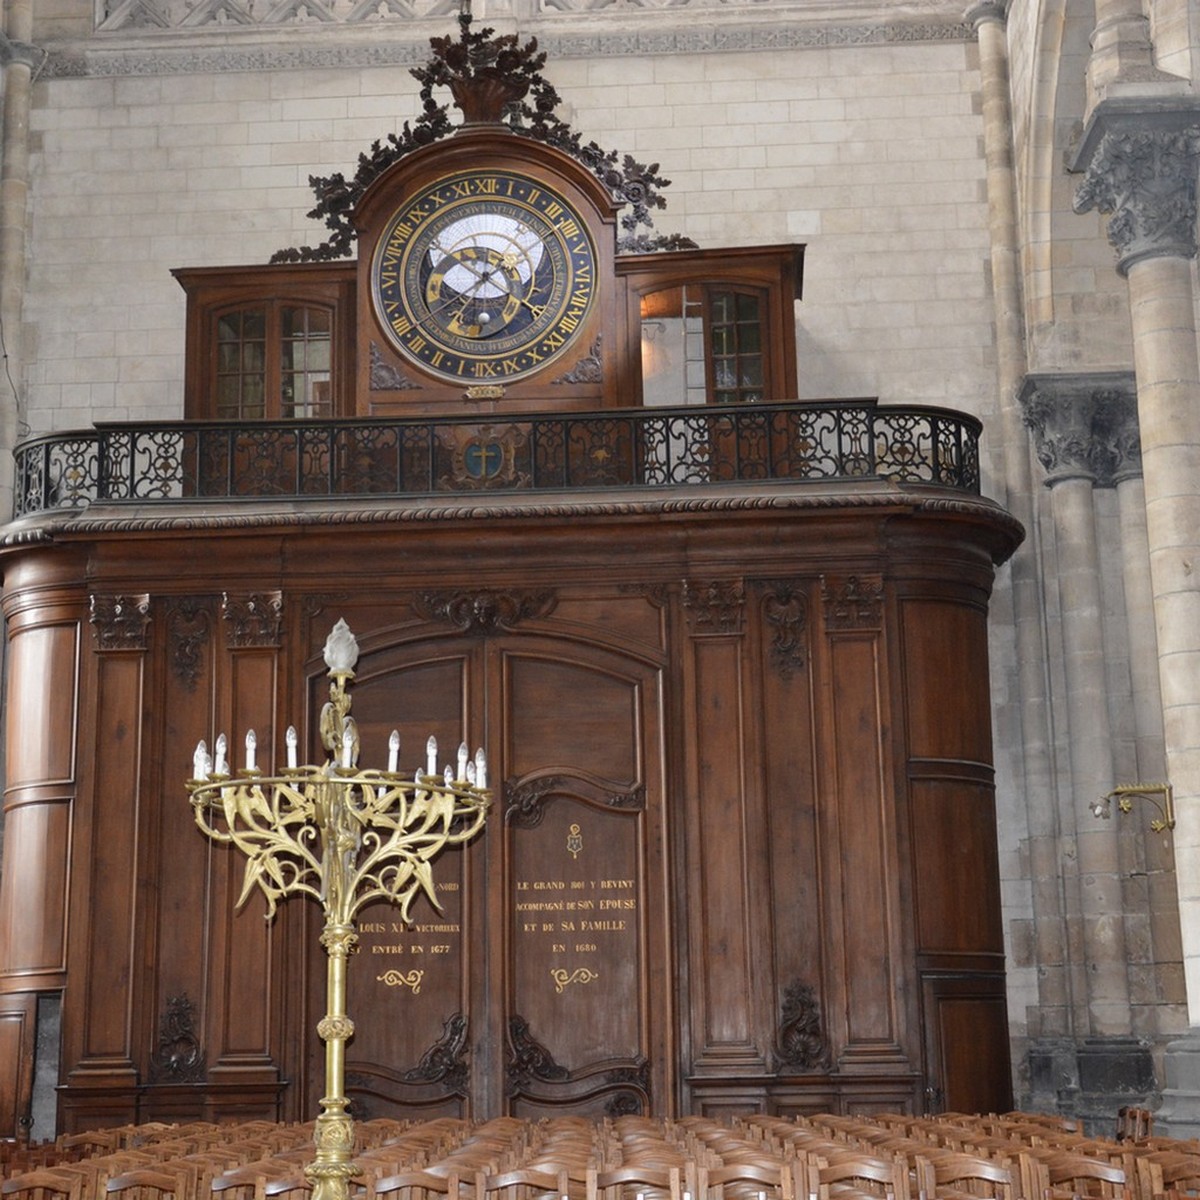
[585,1164,683,1200]
[1117,1115,1155,1147]
[926,1153,1017,1200]
[362,1168,464,1200]
[698,1162,795,1200]
[1,1170,85,1200]
[476,1168,569,1200]
[1132,1152,1200,1200]
[805,1151,913,1200]
[1038,1153,1131,1200]
[104,1167,197,1200]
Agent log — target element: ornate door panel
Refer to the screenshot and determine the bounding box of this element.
[498,642,667,1118]
[332,640,485,1120]
[306,628,668,1121]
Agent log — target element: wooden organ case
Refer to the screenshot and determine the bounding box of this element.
[0,21,1022,1138]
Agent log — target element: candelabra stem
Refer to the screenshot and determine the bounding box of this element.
[306,920,360,1200]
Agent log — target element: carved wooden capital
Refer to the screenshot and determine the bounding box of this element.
[221,592,283,648]
[89,593,151,651]
[682,579,745,634]
[820,575,883,631]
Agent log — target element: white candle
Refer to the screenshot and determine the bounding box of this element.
[193,739,208,780]
[388,730,400,773]
[245,730,257,771]
[342,726,353,769]
[475,747,488,790]
[426,735,438,777]
[213,733,228,776]
[286,725,298,769]
[443,764,453,787]
[456,742,468,781]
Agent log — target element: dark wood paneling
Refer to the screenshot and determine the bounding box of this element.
[0,499,1016,1128]
[206,643,282,1084]
[821,627,906,1061]
[78,650,144,1068]
[920,975,1012,1114]
[910,778,1004,957]
[0,996,35,1136]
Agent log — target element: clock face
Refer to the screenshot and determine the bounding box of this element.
[372,168,598,385]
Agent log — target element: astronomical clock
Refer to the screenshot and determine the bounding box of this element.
[354,132,620,412]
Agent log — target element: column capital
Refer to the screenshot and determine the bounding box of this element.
[1019,372,1140,486]
[1073,101,1200,274]
[964,0,1007,30]
[0,32,43,72]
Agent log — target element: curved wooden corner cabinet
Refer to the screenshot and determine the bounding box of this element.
[0,478,1021,1133]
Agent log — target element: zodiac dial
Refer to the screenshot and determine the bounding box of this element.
[372,169,598,385]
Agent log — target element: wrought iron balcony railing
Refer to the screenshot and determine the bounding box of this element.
[12,400,982,521]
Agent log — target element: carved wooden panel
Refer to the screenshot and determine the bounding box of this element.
[206,640,283,1084]
[338,646,479,1118]
[72,647,145,1073]
[501,643,662,1117]
[816,577,909,1065]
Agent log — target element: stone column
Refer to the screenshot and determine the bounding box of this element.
[1022,376,1162,1122]
[1021,379,1128,1033]
[967,0,1069,1094]
[0,5,40,516]
[1075,107,1200,1132]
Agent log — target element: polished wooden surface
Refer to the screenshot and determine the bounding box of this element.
[0,490,1019,1133]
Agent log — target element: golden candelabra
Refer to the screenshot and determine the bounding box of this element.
[187,618,490,1200]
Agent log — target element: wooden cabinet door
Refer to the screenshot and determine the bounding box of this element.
[305,630,670,1120]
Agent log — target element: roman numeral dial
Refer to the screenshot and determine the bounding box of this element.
[372,169,598,384]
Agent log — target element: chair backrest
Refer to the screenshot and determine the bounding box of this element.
[585,1164,684,1200]
[1115,1111,1154,1145]
[806,1151,912,1200]
[698,1161,795,1200]
[928,1153,1016,1200]
[366,1168,464,1200]
[105,1167,192,1199]
[0,1169,83,1200]
[476,1167,569,1200]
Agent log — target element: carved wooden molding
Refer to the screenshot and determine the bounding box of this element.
[148,994,207,1084]
[682,579,745,635]
[412,589,557,635]
[602,1058,651,1117]
[166,597,215,691]
[369,342,420,391]
[506,1015,570,1094]
[89,593,151,651]
[555,337,603,385]
[504,772,645,827]
[753,579,809,679]
[820,575,883,631]
[775,979,829,1073]
[222,592,283,648]
[402,1012,469,1092]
